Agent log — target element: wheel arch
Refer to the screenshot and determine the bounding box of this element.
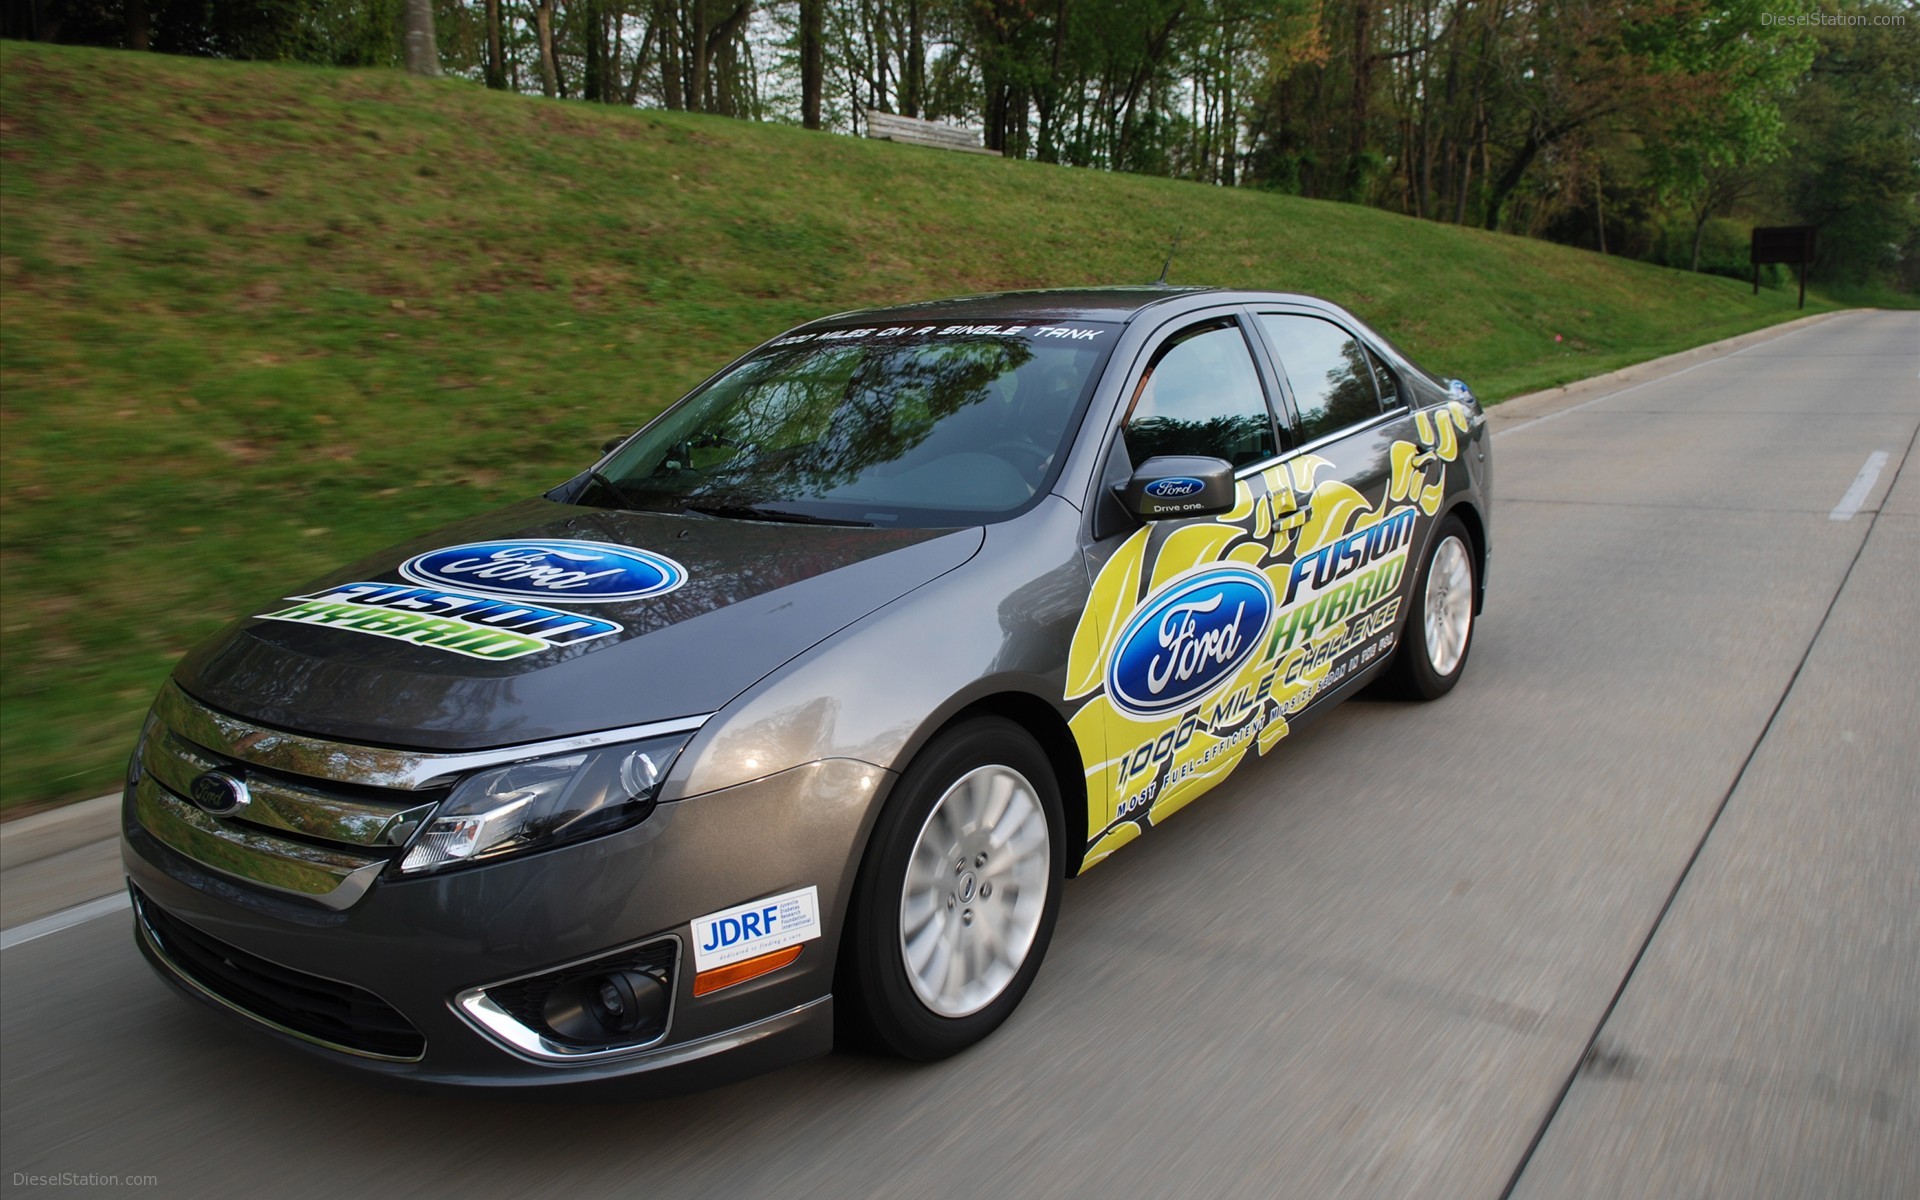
[894,690,1090,880]
[1441,499,1489,614]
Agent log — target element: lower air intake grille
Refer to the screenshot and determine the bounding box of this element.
[136,892,425,1061]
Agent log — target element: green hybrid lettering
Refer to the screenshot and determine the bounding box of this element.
[258,600,546,660]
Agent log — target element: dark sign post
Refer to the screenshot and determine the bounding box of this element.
[1751,225,1816,310]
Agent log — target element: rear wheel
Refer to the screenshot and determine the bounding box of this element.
[1380,514,1477,700]
[838,717,1063,1060]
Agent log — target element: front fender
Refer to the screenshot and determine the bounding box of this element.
[669,498,1091,800]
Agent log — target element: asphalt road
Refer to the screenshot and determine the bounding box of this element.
[3,310,1915,1199]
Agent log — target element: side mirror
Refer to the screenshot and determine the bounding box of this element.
[1114,455,1236,521]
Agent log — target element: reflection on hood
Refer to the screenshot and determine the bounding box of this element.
[173,500,983,750]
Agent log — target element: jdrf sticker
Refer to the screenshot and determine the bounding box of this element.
[690,886,822,971]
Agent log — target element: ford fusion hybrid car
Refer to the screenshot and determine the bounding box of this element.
[122,287,1491,1093]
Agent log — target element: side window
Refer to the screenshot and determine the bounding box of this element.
[1123,320,1276,469]
[1363,344,1402,410]
[1257,314,1382,444]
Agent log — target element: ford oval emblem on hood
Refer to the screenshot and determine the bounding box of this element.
[1143,477,1206,499]
[400,539,685,603]
[1107,565,1275,718]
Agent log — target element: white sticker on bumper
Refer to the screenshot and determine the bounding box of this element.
[690,886,822,972]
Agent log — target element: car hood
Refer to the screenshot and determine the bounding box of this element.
[173,500,984,750]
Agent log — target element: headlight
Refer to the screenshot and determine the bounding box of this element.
[128,709,161,788]
[399,733,691,875]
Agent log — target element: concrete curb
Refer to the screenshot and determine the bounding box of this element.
[0,793,120,873]
[1487,309,1852,433]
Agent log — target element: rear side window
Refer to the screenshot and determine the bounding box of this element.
[1123,320,1276,469]
[1257,314,1383,444]
[1364,344,1402,410]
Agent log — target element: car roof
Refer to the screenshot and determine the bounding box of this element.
[796,286,1229,328]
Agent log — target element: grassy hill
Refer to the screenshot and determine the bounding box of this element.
[0,41,1834,812]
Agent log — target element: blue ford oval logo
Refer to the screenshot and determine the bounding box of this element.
[190,770,251,817]
[1107,566,1275,718]
[1144,477,1205,499]
[400,539,685,603]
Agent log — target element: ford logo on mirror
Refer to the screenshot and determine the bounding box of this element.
[1107,566,1275,718]
[1143,477,1206,499]
[400,539,686,603]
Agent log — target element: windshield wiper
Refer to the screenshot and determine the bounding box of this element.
[586,469,643,511]
[682,502,872,527]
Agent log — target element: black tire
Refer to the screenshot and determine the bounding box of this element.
[837,716,1065,1061]
[1379,514,1477,701]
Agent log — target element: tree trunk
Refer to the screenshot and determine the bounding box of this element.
[1483,130,1541,231]
[625,17,656,105]
[800,0,823,127]
[657,0,684,109]
[691,0,710,113]
[1343,0,1373,200]
[403,0,440,77]
[905,0,925,118]
[585,0,607,102]
[126,0,149,50]
[534,1,559,97]
[485,0,506,89]
[1596,169,1608,255]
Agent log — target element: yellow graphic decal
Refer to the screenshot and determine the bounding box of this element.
[1068,415,1471,872]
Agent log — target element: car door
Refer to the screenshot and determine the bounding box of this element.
[1246,308,1424,718]
[1065,311,1299,869]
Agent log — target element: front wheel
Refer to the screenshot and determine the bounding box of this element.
[1380,514,1477,700]
[838,717,1064,1060]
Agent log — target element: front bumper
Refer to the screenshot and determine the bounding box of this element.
[123,757,889,1094]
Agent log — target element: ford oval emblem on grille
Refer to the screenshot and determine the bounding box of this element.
[190,770,251,817]
[399,538,685,603]
[1107,566,1275,718]
[1144,477,1206,499]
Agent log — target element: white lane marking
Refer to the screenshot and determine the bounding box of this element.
[0,892,129,951]
[1829,451,1890,521]
[1495,320,1824,442]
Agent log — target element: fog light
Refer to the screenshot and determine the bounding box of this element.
[540,969,669,1042]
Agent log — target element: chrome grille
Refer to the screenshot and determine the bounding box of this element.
[133,684,446,909]
[140,720,438,850]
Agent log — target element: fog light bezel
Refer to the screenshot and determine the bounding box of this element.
[451,935,682,1063]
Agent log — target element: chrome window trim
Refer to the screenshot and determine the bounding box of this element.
[132,890,425,1063]
[1232,407,1409,481]
[154,681,710,791]
[451,935,682,1064]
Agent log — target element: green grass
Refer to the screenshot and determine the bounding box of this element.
[0,41,1847,813]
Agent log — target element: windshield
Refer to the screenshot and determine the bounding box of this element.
[576,323,1119,526]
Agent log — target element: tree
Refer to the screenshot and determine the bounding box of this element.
[484,0,506,88]
[403,0,438,76]
[1767,1,1920,286]
[801,0,825,127]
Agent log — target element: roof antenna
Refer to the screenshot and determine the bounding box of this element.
[1154,227,1184,286]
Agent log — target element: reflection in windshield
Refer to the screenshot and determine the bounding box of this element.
[583,327,1113,526]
